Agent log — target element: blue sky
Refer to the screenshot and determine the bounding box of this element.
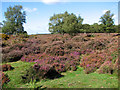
[1,1,118,34]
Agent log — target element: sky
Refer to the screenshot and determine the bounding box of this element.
[0,0,119,35]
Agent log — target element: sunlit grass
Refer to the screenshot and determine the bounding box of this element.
[3,61,118,88]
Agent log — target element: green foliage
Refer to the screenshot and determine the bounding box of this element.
[0,22,3,33]
[2,34,9,40]
[17,33,29,38]
[2,5,27,35]
[81,24,90,33]
[90,23,100,33]
[49,11,83,35]
[49,10,117,34]
[99,10,115,33]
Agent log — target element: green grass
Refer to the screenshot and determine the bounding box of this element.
[3,61,35,88]
[3,61,118,88]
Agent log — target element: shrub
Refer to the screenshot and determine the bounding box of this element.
[113,58,118,74]
[65,60,78,71]
[52,63,66,73]
[2,47,11,54]
[80,51,108,74]
[21,47,32,55]
[71,36,83,42]
[64,41,75,49]
[40,44,49,53]
[52,41,63,46]
[2,64,14,71]
[87,40,106,50]
[84,64,97,74]
[18,33,29,38]
[97,61,114,74]
[2,50,23,62]
[1,41,8,47]
[21,52,80,72]
[21,64,61,83]
[86,34,95,37]
[2,34,9,40]
[45,45,64,56]
[10,43,25,50]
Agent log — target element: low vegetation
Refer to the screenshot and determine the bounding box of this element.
[1,33,118,88]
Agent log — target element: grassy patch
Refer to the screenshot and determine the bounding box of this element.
[3,62,118,88]
[35,67,118,88]
[3,61,35,88]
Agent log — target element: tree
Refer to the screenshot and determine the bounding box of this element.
[2,5,26,35]
[49,11,83,34]
[82,24,90,33]
[0,22,3,33]
[99,10,114,33]
[90,23,101,33]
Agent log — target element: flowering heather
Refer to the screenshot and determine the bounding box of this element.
[2,33,118,76]
[80,50,113,74]
[21,51,80,72]
[22,64,61,83]
[98,61,114,74]
[3,50,23,62]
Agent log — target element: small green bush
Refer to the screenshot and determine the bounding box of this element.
[2,34,9,40]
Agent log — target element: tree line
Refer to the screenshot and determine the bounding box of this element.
[49,11,119,34]
[1,5,119,35]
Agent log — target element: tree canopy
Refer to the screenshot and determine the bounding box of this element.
[49,11,83,34]
[99,10,115,33]
[2,5,27,35]
[49,10,117,34]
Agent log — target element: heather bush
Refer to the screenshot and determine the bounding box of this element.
[45,45,64,56]
[65,62,77,71]
[21,51,80,73]
[2,64,14,71]
[52,63,66,73]
[71,36,83,42]
[10,43,25,50]
[80,51,108,73]
[64,41,75,49]
[21,54,41,62]
[84,64,97,74]
[87,40,106,50]
[85,37,111,50]
[30,44,41,54]
[21,47,33,55]
[2,50,23,62]
[97,61,114,74]
[21,64,61,83]
[52,41,63,46]
[2,47,11,54]
[113,58,118,74]
[40,44,49,53]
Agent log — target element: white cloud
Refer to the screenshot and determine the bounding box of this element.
[102,10,109,14]
[41,0,60,4]
[41,0,69,4]
[24,7,37,13]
